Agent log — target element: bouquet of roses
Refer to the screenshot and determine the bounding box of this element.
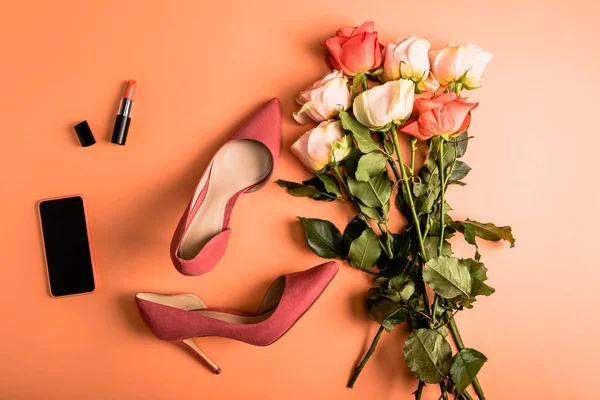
[276,21,515,399]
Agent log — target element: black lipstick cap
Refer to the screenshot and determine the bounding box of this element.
[74,120,96,147]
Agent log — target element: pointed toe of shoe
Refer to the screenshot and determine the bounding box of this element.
[231,98,282,160]
[306,261,339,284]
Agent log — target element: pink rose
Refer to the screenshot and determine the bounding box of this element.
[291,120,351,171]
[400,93,478,141]
[429,44,493,89]
[381,37,432,83]
[293,70,351,124]
[322,21,383,76]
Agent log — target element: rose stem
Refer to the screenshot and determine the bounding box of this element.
[415,381,424,400]
[431,139,447,323]
[410,137,417,184]
[347,325,384,388]
[390,125,430,317]
[440,383,449,400]
[462,390,475,400]
[448,316,486,400]
[390,125,427,261]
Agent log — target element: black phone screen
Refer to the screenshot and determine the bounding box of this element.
[39,196,95,297]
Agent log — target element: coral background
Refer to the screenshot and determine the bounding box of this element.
[1,0,598,398]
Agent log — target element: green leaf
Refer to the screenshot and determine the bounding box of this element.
[314,173,342,197]
[348,173,392,208]
[403,329,452,383]
[392,232,412,257]
[423,256,472,299]
[367,296,407,332]
[423,236,452,262]
[463,259,495,297]
[348,228,382,271]
[339,110,379,153]
[436,326,449,338]
[453,219,516,248]
[356,153,388,182]
[389,273,416,301]
[379,254,411,278]
[382,135,394,155]
[407,298,430,330]
[358,202,386,223]
[297,217,344,259]
[413,182,428,198]
[342,216,367,256]
[443,142,457,166]
[341,147,361,176]
[450,348,488,394]
[449,161,471,182]
[455,131,469,158]
[399,280,416,301]
[275,179,336,202]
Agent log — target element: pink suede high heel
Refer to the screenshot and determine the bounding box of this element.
[170,98,281,276]
[135,262,339,373]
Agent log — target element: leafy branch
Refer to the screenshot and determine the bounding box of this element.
[280,84,514,400]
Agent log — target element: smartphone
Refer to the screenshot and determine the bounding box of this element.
[38,195,96,297]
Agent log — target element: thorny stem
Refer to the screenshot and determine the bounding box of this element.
[390,125,427,261]
[415,380,425,400]
[410,137,417,184]
[432,139,447,323]
[439,383,449,400]
[438,139,446,253]
[348,325,384,388]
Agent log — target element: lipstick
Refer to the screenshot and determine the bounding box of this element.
[111,80,136,145]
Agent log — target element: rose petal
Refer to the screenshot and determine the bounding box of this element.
[339,32,374,75]
[307,120,344,166]
[417,108,456,138]
[407,37,431,79]
[455,114,472,135]
[291,132,325,171]
[444,99,478,133]
[388,79,415,121]
[400,120,430,141]
[321,77,351,115]
[337,21,375,37]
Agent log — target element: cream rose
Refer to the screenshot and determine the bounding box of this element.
[429,44,493,89]
[353,79,415,129]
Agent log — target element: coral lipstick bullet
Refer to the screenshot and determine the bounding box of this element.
[111,80,136,145]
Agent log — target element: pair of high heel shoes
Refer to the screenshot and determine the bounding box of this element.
[135,99,339,374]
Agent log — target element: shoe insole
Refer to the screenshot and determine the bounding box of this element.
[137,293,275,325]
[179,139,272,260]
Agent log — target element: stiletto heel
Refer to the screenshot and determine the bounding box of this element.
[175,339,221,374]
[170,98,281,276]
[135,262,339,373]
